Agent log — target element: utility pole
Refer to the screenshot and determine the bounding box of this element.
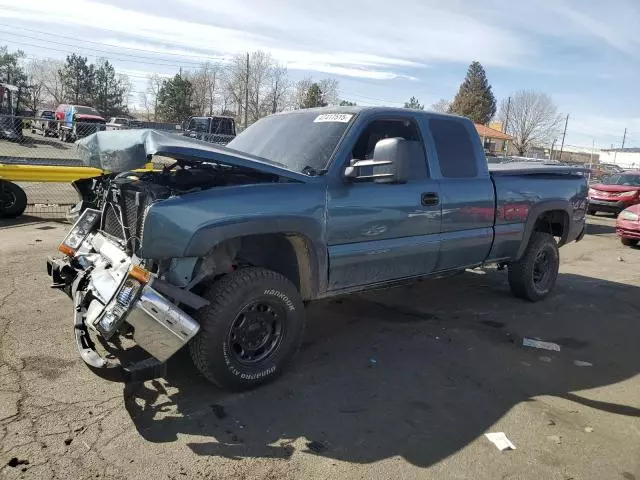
[502,96,511,134]
[613,127,626,164]
[244,53,249,128]
[558,113,569,161]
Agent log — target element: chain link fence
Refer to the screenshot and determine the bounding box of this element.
[0,114,186,220]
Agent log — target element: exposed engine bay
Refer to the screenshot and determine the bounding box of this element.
[72,161,282,254]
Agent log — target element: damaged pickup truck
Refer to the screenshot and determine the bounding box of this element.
[47,107,588,390]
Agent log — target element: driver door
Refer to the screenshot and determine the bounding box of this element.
[326,116,442,290]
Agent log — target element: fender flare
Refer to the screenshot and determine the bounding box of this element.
[516,200,572,260]
[184,216,327,298]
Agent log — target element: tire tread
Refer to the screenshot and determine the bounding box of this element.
[189,267,304,390]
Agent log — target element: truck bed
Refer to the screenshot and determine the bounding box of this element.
[489,162,590,176]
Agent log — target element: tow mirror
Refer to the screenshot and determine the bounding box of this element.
[344,137,410,183]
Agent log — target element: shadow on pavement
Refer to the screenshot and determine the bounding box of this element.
[586,222,617,236]
[0,215,66,229]
[21,134,71,150]
[123,270,640,467]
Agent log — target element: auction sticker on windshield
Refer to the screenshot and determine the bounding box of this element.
[314,113,353,123]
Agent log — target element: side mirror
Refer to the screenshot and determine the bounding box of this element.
[344,137,412,183]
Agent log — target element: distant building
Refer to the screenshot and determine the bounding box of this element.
[474,123,513,155]
[599,148,640,169]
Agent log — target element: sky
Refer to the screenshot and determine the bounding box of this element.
[1,0,639,149]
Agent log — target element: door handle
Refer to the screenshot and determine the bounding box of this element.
[421,192,439,206]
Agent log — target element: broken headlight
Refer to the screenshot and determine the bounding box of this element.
[58,208,101,256]
[96,277,143,337]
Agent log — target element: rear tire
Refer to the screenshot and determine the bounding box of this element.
[621,237,638,247]
[508,232,559,302]
[189,267,305,391]
[0,181,27,218]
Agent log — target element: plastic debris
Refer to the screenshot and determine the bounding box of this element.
[523,338,561,352]
[547,435,562,444]
[547,419,556,426]
[584,426,594,433]
[573,360,593,367]
[539,356,553,363]
[484,432,516,451]
[369,357,377,366]
[617,256,625,262]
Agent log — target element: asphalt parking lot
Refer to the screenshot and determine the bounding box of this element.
[0,214,639,480]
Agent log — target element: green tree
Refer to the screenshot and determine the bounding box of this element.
[404,96,424,110]
[59,54,94,105]
[339,100,357,106]
[300,83,327,109]
[92,59,128,116]
[0,46,28,112]
[449,61,496,124]
[156,74,194,122]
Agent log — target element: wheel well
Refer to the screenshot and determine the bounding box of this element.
[196,233,317,300]
[534,209,569,242]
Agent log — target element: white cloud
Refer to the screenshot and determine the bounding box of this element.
[0,0,530,81]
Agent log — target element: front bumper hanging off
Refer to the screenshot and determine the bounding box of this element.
[46,236,203,383]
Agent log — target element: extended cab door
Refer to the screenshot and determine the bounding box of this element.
[326,115,442,291]
[425,117,495,271]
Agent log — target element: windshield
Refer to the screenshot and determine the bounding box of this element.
[227,111,353,173]
[40,111,54,118]
[602,174,640,186]
[75,106,101,116]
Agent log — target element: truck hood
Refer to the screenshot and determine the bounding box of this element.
[76,129,310,181]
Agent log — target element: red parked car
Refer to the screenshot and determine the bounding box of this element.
[588,171,640,215]
[616,204,640,246]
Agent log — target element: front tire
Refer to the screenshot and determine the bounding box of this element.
[508,232,559,302]
[189,267,305,391]
[0,181,27,218]
[621,237,639,247]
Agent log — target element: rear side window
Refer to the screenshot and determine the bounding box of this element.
[429,119,478,178]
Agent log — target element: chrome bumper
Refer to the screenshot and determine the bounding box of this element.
[47,232,201,381]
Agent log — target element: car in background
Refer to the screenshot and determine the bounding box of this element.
[616,204,640,247]
[587,171,640,215]
[31,109,57,137]
[183,115,236,145]
[56,104,106,142]
[106,117,143,131]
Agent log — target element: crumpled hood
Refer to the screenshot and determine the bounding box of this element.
[76,129,309,181]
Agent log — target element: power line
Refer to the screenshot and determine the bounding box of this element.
[0,32,207,67]
[0,22,224,62]
[4,38,406,107]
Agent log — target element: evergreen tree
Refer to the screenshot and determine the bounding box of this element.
[93,59,128,116]
[449,61,496,124]
[403,96,424,110]
[59,54,94,105]
[0,46,28,112]
[156,74,194,122]
[300,83,327,108]
[339,100,357,106]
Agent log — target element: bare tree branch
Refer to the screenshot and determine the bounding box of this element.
[430,98,450,113]
[498,90,562,156]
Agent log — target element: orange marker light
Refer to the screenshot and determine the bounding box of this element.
[58,244,76,257]
[129,265,151,284]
